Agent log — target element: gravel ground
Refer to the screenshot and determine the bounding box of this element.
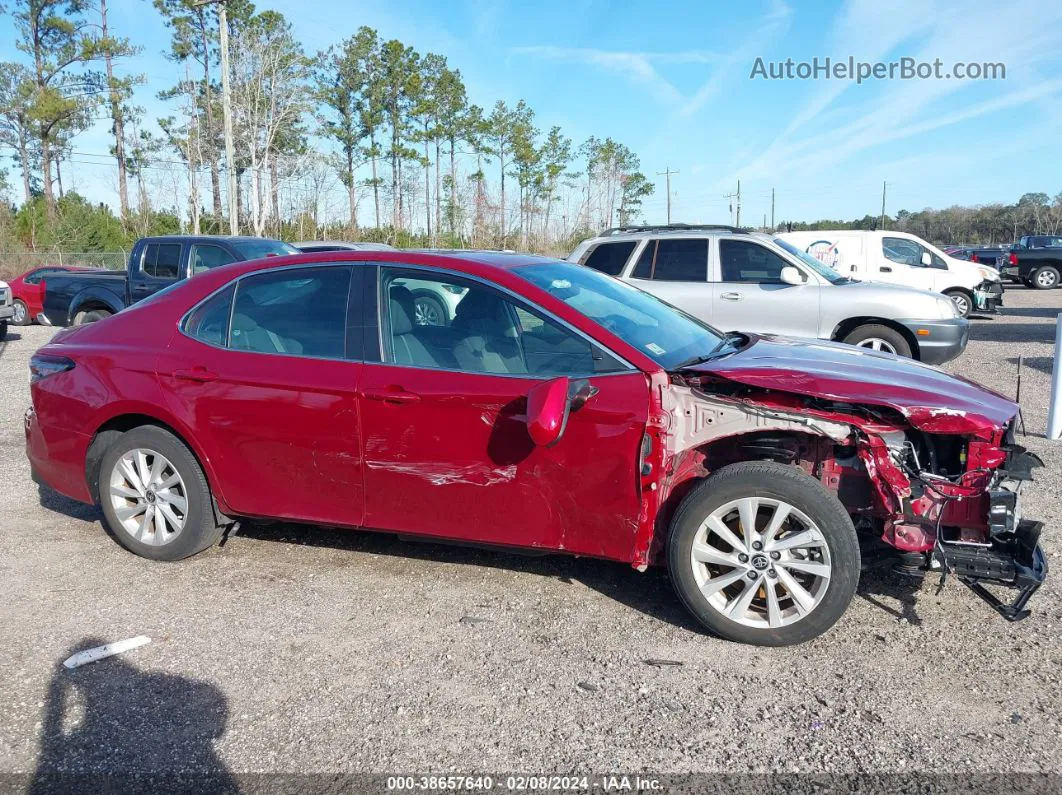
[1,288,1061,788]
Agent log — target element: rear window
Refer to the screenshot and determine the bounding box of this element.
[141,243,182,279]
[581,241,636,276]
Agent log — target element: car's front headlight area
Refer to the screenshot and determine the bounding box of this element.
[977,266,1000,282]
[937,295,961,318]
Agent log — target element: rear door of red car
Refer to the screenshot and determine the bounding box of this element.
[357,264,650,562]
[158,263,367,527]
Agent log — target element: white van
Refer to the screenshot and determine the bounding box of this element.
[777,230,1002,317]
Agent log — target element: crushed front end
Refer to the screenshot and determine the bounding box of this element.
[863,416,1045,621]
[658,334,1048,624]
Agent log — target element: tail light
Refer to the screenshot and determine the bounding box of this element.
[970,254,979,263]
[30,353,75,383]
[1009,252,1018,266]
[639,433,653,476]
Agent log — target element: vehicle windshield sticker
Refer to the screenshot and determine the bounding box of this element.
[646,342,666,355]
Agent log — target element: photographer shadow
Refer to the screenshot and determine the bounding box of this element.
[29,637,238,794]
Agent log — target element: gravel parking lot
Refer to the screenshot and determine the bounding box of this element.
[2,287,1061,787]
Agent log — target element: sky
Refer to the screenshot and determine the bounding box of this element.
[3,0,1062,228]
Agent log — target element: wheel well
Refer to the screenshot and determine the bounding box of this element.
[73,301,114,322]
[831,316,918,356]
[85,414,212,508]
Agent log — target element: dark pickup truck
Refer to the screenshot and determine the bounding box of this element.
[38,235,297,326]
[1002,237,1062,289]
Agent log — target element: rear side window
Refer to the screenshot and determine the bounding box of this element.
[141,243,182,279]
[582,241,636,276]
[230,266,352,359]
[651,239,708,281]
[183,284,235,347]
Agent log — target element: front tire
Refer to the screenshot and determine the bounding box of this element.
[841,323,913,358]
[1032,267,1059,290]
[667,461,860,646]
[78,309,113,324]
[98,426,224,561]
[412,293,447,326]
[12,299,30,326]
[943,288,972,318]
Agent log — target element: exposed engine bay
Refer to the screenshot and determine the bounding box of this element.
[654,371,1047,622]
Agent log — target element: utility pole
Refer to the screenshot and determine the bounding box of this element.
[724,179,741,228]
[196,0,239,235]
[880,180,887,231]
[656,167,678,224]
[771,188,775,230]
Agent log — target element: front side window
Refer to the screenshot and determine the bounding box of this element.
[381,268,624,377]
[513,260,724,370]
[25,268,59,285]
[581,241,637,276]
[190,244,238,274]
[719,240,791,283]
[882,237,923,266]
[229,266,352,358]
[229,240,299,259]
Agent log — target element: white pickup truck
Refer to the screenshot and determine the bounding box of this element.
[0,280,13,339]
[777,229,1003,318]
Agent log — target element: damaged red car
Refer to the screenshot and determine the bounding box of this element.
[25,251,1045,645]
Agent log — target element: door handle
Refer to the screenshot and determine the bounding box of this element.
[880,266,893,272]
[720,292,743,301]
[173,367,218,382]
[363,387,421,404]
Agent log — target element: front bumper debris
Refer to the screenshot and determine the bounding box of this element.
[938,519,1047,622]
[973,279,1004,313]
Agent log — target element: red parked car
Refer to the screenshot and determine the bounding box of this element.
[8,265,99,326]
[25,250,1046,645]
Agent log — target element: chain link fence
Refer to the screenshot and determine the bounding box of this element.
[0,250,128,280]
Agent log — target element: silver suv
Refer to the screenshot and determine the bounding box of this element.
[568,225,969,364]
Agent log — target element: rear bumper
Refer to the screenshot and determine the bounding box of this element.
[897,317,970,365]
[24,407,94,504]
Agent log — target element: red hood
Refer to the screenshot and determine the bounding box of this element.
[682,335,1017,435]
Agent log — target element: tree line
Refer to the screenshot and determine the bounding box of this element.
[0,0,653,253]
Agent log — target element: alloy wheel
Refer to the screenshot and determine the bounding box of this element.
[855,337,897,354]
[12,301,27,325]
[1036,270,1058,288]
[689,497,833,628]
[108,448,188,546]
[414,299,443,326]
[949,293,970,316]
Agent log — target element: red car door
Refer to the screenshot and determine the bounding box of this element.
[157,264,366,527]
[359,266,649,562]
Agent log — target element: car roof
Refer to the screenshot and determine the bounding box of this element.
[293,240,396,250]
[582,224,750,243]
[140,235,286,244]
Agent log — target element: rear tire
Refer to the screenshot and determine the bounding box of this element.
[667,461,860,646]
[412,292,448,326]
[12,299,30,326]
[943,288,972,318]
[98,426,224,561]
[1031,267,1059,290]
[841,324,912,358]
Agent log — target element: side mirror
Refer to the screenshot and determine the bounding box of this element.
[526,377,598,447]
[920,251,932,266]
[779,266,804,285]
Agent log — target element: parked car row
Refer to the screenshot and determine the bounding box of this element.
[25,246,1046,647]
[568,226,970,363]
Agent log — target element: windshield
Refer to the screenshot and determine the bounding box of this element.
[512,260,724,370]
[773,238,848,284]
[230,240,299,259]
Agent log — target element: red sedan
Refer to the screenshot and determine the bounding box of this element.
[9,265,98,326]
[25,250,1045,645]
